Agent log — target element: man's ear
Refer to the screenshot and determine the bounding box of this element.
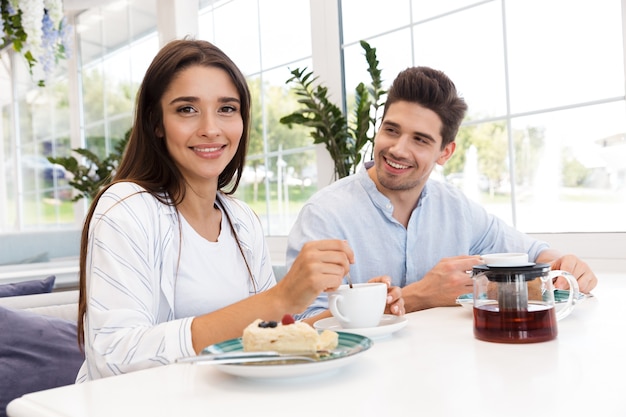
[437,141,456,165]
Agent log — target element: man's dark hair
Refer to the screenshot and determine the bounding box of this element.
[382,66,468,148]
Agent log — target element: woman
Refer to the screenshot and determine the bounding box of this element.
[76,39,403,382]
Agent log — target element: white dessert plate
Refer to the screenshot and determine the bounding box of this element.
[200,332,372,379]
[313,314,408,339]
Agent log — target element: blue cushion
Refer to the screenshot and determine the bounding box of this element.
[0,305,84,417]
[0,275,55,298]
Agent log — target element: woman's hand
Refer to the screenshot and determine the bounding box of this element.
[274,239,354,313]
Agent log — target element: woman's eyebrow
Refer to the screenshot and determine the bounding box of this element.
[167,96,240,105]
[219,96,241,104]
[168,96,198,105]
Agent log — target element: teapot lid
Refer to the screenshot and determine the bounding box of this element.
[472,263,551,282]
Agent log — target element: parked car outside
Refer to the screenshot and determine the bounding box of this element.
[20,155,70,180]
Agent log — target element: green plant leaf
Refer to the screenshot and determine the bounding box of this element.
[279,40,385,179]
[46,128,130,201]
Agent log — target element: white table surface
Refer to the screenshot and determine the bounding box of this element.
[8,273,626,417]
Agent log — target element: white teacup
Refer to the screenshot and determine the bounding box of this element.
[327,283,387,329]
[481,252,529,266]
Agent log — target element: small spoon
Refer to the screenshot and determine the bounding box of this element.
[346,272,353,288]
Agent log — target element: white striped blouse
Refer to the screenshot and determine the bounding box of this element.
[76,182,275,382]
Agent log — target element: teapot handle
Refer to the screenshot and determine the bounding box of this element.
[549,270,580,321]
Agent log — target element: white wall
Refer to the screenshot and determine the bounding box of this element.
[530,232,626,273]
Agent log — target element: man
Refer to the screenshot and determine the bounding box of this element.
[286,66,597,318]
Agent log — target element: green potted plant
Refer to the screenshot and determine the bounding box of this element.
[48,128,130,202]
[279,40,386,179]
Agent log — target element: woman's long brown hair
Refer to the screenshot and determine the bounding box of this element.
[77,39,252,347]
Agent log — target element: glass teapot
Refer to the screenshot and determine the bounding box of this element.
[471,263,580,343]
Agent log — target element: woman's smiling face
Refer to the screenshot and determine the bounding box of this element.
[159,65,243,189]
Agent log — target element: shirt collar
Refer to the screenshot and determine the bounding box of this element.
[357,161,391,212]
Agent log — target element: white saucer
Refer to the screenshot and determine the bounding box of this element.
[314,314,408,339]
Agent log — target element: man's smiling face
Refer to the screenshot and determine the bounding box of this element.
[371,100,455,197]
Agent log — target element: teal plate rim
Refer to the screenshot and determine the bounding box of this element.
[200,331,373,379]
[201,331,373,366]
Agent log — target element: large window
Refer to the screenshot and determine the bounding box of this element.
[76,0,159,219]
[341,0,626,233]
[1,0,624,242]
[199,0,318,235]
[0,0,158,231]
[0,36,74,231]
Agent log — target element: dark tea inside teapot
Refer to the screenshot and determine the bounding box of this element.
[471,263,579,344]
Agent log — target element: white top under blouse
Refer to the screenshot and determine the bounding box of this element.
[174,212,251,319]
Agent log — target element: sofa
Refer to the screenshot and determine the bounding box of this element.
[0,289,78,320]
[0,290,82,417]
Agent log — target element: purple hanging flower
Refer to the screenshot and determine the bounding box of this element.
[1,0,72,87]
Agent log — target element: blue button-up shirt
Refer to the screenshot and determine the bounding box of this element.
[286,162,549,318]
